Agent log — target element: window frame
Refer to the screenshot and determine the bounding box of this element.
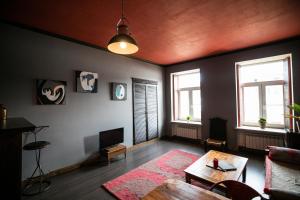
[236,54,293,130]
[171,69,201,122]
[177,86,201,121]
[240,80,285,128]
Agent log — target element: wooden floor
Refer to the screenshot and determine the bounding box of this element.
[22,138,265,200]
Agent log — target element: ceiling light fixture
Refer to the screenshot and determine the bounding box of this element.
[107,0,138,55]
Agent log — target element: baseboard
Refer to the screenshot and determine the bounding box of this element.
[22,138,159,186]
[127,138,159,152]
[22,157,93,187]
[238,146,266,155]
[22,162,82,187]
[165,135,203,144]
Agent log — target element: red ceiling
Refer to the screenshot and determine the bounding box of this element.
[1,0,300,65]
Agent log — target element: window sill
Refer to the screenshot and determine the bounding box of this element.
[171,120,202,126]
[235,126,286,135]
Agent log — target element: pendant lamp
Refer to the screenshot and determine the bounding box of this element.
[107,0,138,55]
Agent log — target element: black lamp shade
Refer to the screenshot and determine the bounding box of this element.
[107,33,139,55]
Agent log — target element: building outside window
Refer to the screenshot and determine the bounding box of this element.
[171,69,201,122]
[236,54,293,129]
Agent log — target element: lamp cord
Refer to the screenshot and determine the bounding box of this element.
[122,0,124,20]
[117,0,129,26]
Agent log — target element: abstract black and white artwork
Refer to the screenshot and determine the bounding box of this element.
[111,82,127,101]
[36,80,67,105]
[76,71,98,93]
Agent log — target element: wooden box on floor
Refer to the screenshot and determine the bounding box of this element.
[102,144,126,164]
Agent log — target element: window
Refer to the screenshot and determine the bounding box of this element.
[171,69,201,122]
[236,54,293,129]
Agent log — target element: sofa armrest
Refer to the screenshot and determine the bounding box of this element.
[269,189,300,200]
[264,156,272,194]
[268,146,300,165]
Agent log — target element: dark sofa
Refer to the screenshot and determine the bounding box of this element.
[265,146,300,200]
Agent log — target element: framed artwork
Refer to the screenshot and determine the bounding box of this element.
[76,71,98,93]
[36,79,67,105]
[111,82,127,101]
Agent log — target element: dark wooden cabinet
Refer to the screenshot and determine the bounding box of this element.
[133,78,158,145]
[0,118,35,200]
[286,130,300,150]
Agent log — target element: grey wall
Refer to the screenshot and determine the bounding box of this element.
[0,22,165,179]
[165,38,300,149]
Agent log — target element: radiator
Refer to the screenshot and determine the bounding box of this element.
[171,123,202,140]
[238,132,284,150]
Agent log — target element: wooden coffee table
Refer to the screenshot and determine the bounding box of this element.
[184,150,248,187]
[142,179,229,200]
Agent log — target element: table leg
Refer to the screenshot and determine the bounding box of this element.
[185,174,191,184]
[242,166,247,183]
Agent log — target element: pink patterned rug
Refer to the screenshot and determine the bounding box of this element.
[102,149,200,200]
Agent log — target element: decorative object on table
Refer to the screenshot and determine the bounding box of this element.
[258,117,267,129]
[36,79,66,105]
[103,149,200,200]
[0,104,7,120]
[76,71,98,93]
[111,82,127,101]
[186,115,192,122]
[107,0,138,55]
[213,158,218,169]
[207,160,237,172]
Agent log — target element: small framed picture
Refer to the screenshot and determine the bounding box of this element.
[76,71,98,93]
[36,79,67,105]
[111,83,127,101]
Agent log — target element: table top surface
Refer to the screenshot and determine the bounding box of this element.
[142,179,229,200]
[0,118,35,134]
[184,150,248,184]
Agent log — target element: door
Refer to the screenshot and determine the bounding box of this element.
[133,79,158,145]
[133,83,147,144]
[146,85,158,140]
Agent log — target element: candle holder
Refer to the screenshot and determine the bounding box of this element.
[213,158,218,169]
